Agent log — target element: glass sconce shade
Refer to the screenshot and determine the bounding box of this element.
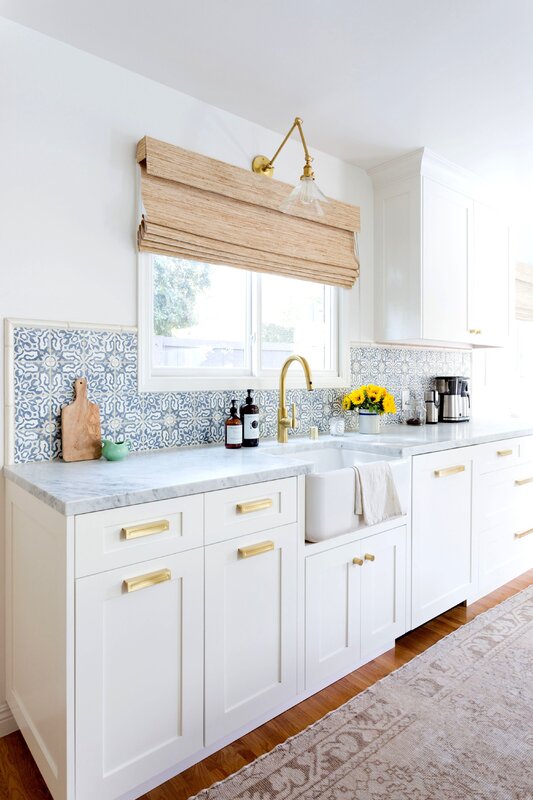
[280,176,329,217]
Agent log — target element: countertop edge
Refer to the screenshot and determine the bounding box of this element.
[4,462,312,516]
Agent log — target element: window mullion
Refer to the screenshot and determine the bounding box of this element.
[250,271,260,376]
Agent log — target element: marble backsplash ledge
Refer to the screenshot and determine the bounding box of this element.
[9,324,471,464]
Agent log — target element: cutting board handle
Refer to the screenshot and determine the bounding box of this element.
[73,377,88,402]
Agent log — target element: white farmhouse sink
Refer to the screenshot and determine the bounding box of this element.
[268,443,409,542]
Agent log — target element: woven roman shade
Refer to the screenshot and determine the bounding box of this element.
[516,262,533,322]
[136,137,360,288]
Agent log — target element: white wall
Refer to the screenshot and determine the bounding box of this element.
[0,18,374,731]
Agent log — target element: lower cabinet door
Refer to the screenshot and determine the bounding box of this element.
[75,550,203,800]
[204,525,298,746]
[412,450,474,628]
[360,526,406,660]
[305,541,362,690]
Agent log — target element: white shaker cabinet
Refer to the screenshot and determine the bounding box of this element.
[469,201,510,346]
[411,449,475,628]
[370,148,509,348]
[204,524,298,746]
[305,525,406,691]
[75,550,204,800]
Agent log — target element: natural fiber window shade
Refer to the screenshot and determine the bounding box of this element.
[136,137,360,288]
[516,262,533,321]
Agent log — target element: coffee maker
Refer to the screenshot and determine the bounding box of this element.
[435,376,470,422]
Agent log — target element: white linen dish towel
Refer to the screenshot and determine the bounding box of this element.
[353,462,402,526]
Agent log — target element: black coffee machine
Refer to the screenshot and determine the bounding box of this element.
[435,376,470,422]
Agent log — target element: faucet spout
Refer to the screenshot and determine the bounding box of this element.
[277,355,314,443]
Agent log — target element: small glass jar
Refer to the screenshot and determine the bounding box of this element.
[404,399,426,427]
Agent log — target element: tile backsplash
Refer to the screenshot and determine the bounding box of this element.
[11,324,471,463]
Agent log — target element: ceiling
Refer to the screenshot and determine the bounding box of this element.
[2,0,533,226]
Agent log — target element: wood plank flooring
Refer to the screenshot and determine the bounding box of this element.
[1,569,531,800]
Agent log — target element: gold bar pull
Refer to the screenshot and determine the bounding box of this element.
[364,553,375,562]
[515,528,533,539]
[236,498,273,514]
[352,556,364,566]
[515,477,533,486]
[121,520,170,540]
[238,540,275,558]
[497,449,513,457]
[434,465,466,478]
[469,329,482,335]
[123,568,171,593]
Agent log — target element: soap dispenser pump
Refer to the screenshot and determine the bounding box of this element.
[225,398,242,449]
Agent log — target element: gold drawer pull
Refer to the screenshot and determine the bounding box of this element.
[497,449,513,457]
[123,569,171,593]
[352,556,364,566]
[364,553,375,562]
[121,520,170,540]
[469,328,482,335]
[434,465,466,478]
[515,477,533,486]
[236,498,273,514]
[515,528,533,540]
[238,540,275,559]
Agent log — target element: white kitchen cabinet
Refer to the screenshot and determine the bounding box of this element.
[360,525,407,660]
[204,524,298,746]
[370,148,509,348]
[305,525,406,690]
[411,448,475,628]
[469,201,510,346]
[75,550,204,800]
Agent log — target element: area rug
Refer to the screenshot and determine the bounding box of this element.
[191,585,533,799]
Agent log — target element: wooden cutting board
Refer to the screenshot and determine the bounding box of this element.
[61,377,102,462]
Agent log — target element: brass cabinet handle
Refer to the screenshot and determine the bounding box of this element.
[515,528,533,540]
[515,477,533,486]
[236,498,273,514]
[123,568,171,593]
[121,520,170,540]
[497,449,513,457]
[434,465,466,478]
[364,553,375,562]
[352,556,364,566]
[238,540,275,559]
[469,329,482,335]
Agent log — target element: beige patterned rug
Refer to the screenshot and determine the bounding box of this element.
[191,586,533,800]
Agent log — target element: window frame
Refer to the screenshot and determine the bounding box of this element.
[138,252,350,392]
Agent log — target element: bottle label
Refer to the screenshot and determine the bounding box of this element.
[244,415,259,439]
[226,425,242,445]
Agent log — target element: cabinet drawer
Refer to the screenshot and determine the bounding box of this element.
[75,495,204,577]
[204,478,297,544]
[475,439,521,474]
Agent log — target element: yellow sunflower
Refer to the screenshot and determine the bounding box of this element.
[351,388,366,406]
[382,393,396,414]
[342,395,352,410]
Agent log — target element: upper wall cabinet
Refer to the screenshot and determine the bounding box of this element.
[370,149,510,348]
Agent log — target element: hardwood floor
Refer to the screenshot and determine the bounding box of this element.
[1,569,531,800]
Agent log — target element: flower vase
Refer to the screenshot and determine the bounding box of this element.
[358,410,381,435]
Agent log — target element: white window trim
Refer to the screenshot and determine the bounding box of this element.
[138,252,351,392]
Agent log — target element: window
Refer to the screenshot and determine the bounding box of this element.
[139,254,347,390]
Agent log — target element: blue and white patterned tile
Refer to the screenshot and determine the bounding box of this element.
[11,326,472,462]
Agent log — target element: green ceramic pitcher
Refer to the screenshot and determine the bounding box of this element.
[101,439,130,461]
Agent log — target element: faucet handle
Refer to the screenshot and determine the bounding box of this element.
[291,402,297,429]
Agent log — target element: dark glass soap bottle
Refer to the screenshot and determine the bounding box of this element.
[240,389,259,447]
[225,398,242,449]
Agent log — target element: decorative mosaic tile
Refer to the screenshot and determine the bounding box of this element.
[11,326,471,463]
[351,344,471,424]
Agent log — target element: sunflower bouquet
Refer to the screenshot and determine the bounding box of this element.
[342,384,396,415]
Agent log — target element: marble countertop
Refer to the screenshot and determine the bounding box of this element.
[5,418,533,516]
[3,446,314,516]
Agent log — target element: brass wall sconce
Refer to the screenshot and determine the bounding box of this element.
[252,117,329,217]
